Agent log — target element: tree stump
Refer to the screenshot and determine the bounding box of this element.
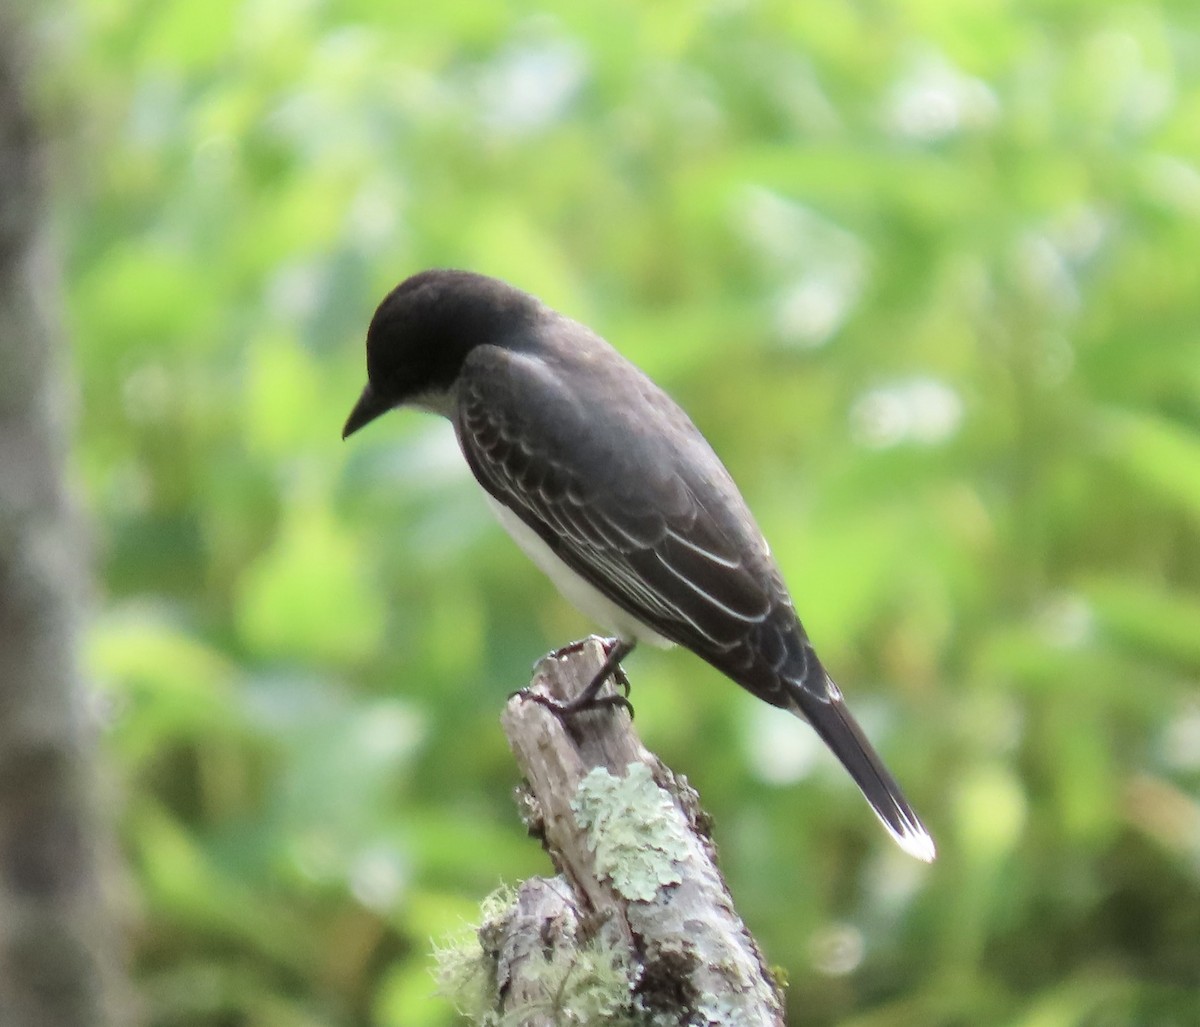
[438,638,787,1025]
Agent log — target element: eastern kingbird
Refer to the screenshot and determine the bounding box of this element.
[343,269,935,862]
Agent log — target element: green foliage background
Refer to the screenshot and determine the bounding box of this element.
[49,0,1200,1023]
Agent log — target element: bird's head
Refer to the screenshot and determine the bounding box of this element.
[343,269,538,437]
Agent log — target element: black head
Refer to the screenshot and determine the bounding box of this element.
[343,269,540,437]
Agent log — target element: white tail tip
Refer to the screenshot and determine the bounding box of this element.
[889,818,937,863]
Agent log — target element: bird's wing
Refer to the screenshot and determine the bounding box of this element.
[455,343,804,694]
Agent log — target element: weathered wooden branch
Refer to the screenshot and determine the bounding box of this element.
[443,638,786,1025]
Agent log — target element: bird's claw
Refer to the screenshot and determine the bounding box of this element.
[520,637,636,719]
[519,688,635,720]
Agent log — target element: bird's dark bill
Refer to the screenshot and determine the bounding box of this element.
[342,382,390,438]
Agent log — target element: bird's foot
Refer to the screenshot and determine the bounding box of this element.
[522,688,634,719]
[517,638,636,719]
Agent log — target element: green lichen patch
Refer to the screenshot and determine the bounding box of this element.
[507,930,637,1025]
[431,883,645,1025]
[571,763,689,903]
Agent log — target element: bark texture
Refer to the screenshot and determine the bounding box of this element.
[0,20,123,1027]
[487,638,786,1025]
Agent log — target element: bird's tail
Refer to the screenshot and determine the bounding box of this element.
[788,674,936,862]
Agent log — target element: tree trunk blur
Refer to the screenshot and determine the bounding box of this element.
[0,18,124,1027]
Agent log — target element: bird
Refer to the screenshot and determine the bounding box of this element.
[343,268,935,862]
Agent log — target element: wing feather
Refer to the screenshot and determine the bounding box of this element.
[455,345,787,668]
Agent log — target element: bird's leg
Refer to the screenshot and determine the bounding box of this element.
[524,640,636,718]
[536,635,631,696]
[560,639,635,712]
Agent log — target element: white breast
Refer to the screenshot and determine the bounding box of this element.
[483,494,674,649]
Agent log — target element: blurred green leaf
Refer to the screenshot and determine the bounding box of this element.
[236,505,386,664]
[1086,575,1200,667]
[1096,407,1200,527]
